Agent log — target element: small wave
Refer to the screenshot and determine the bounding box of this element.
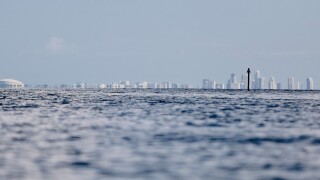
[70,161,91,167]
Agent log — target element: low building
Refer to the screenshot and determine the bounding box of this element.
[0,79,24,88]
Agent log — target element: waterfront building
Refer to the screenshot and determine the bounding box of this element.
[215,83,225,89]
[148,83,157,89]
[227,73,240,89]
[258,77,266,89]
[73,82,87,88]
[98,83,106,89]
[254,70,261,89]
[119,83,126,88]
[180,84,190,89]
[111,82,119,89]
[0,79,24,88]
[60,84,70,88]
[288,77,295,90]
[202,79,215,89]
[164,82,170,89]
[158,82,166,89]
[240,74,249,89]
[307,77,314,90]
[119,81,131,88]
[135,81,148,88]
[277,83,282,90]
[251,70,266,89]
[269,76,276,90]
[212,81,216,89]
[296,81,301,90]
[202,79,209,89]
[171,83,178,89]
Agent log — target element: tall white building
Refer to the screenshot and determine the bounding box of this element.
[277,83,282,90]
[227,73,240,89]
[136,81,148,89]
[296,81,301,90]
[216,83,225,89]
[254,70,261,89]
[158,82,170,89]
[241,74,249,89]
[202,79,215,89]
[252,70,266,89]
[288,77,295,90]
[307,77,314,90]
[269,76,276,90]
[212,81,216,89]
[231,73,236,83]
[181,84,191,89]
[258,77,266,89]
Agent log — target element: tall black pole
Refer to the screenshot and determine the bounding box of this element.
[247,68,251,91]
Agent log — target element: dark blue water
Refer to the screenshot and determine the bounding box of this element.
[1,89,320,180]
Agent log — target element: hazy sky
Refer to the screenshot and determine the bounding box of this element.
[1,0,320,87]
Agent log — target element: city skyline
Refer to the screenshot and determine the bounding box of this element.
[203,69,315,90]
[1,69,317,89]
[7,69,316,90]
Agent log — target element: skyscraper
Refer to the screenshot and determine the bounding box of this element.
[277,83,282,90]
[307,77,314,90]
[215,83,225,89]
[202,79,213,89]
[269,76,276,90]
[296,81,301,90]
[254,70,261,89]
[258,77,266,89]
[212,81,216,89]
[241,74,249,89]
[231,73,236,83]
[288,77,295,90]
[202,79,216,89]
[227,73,240,89]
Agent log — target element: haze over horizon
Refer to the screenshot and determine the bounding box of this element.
[1,1,320,87]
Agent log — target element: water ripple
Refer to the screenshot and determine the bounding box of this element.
[0,89,320,179]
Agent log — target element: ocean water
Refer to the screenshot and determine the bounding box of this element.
[1,89,320,180]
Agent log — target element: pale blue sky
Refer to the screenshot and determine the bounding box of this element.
[1,0,320,87]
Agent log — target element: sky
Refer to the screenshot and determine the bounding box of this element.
[1,0,320,87]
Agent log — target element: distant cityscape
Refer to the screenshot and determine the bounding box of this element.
[0,69,316,90]
[202,70,315,90]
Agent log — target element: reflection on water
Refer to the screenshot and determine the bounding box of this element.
[1,89,320,179]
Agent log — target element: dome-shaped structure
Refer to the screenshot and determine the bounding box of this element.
[0,79,24,88]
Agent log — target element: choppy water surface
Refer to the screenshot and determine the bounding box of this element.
[1,89,320,180]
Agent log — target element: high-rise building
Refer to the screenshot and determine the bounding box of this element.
[254,70,261,89]
[171,83,178,89]
[202,79,212,89]
[258,77,265,89]
[231,73,236,83]
[212,81,216,89]
[288,77,295,90]
[227,73,240,89]
[215,83,225,89]
[163,82,170,89]
[227,80,230,89]
[307,77,314,90]
[296,81,301,90]
[180,84,191,89]
[252,70,266,89]
[241,74,249,89]
[269,76,276,90]
[277,83,282,90]
[148,83,157,89]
